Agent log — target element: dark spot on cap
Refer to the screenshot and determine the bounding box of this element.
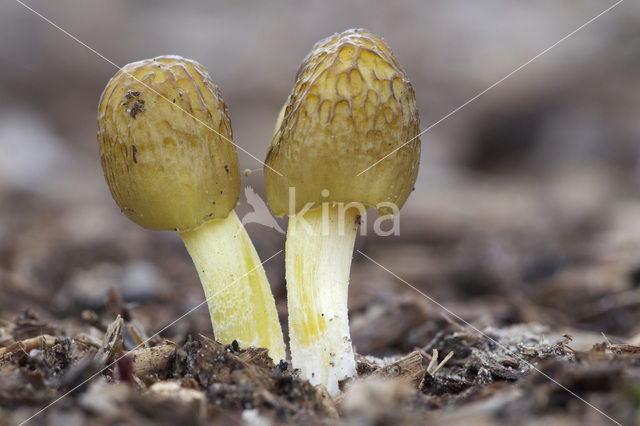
[125,90,141,100]
[129,100,145,118]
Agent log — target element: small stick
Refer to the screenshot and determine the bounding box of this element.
[430,351,454,376]
[414,347,432,362]
[426,349,438,373]
[0,335,57,360]
[601,332,640,354]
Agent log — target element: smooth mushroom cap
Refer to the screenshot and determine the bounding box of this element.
[265,29,420,217]
[98,55,240,231]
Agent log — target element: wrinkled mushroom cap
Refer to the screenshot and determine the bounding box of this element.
[98,55,240,231]
[265,29,420,217]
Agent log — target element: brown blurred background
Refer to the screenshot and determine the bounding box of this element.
[1,0,640,356]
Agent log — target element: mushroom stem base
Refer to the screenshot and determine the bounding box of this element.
[180,211,285,362]
[286,204,360,396]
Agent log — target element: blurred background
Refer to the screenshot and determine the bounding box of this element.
[1,0,640,356]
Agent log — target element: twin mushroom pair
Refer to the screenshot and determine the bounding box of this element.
[97,29,420,396]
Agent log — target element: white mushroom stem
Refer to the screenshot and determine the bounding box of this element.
[286,204,360,396]
[180,210,285,363]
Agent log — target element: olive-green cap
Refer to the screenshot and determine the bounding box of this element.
[265,29,420,217]
[97,55,240,231]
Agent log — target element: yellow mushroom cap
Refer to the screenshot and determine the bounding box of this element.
[97,55,240,231]
[265,29,420,217]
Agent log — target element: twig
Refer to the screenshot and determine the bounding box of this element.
[0,334,57,361]
[601,332,640,354]
[426,349,438,373]
[430,351,454,376]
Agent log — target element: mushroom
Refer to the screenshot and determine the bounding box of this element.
[264,29,420,394]
[98,55,285,362]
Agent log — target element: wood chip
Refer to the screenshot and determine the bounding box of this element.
[0,334,57,362]
[115,343,176,378]
[370,351,425,388]
[93,315,123,366]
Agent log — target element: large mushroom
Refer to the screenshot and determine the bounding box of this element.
[98,55,285,362]
[264,30,420,394]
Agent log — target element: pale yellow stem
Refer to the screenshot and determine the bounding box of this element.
[180,210,285,362]
[286,204,360,396]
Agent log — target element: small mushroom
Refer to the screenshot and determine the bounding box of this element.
[264,29,420,395]
[98,55,285,362]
